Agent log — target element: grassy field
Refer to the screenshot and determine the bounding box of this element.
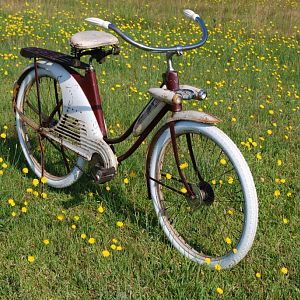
[0,0,299,299]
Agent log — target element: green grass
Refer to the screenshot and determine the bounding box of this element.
[0,0,299,299]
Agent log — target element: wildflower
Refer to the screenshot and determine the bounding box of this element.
[220,159,227,165]
[57,214,64,221]
[267,129,272,135]
[277,159,282,166]
[8,198,15,206]
[33,191,39,197]
[0,133,6,139]
[71,224,76,230]
[32,178,39,186]
[0,157,3,163]
[180,187,187,194]
[112,238,118,244]
[205,257,211,264]
[88,192,93,197]
[227,176,234,184]
[179,162,188,169]
[102,250,110,257]
[22,167,29,174]
[216,287,224,295]
[256,153,262,160]
[105,186,111,192]
[27,256,35,263]
[11,212,17,217]
[116,221,124,228]
[41,176,47,184]
[111,244,117,250]
[116,246,123,251]
[21,207,27,213]
[283,218,289,224]
[123,178,129,184]
[0,170,3,175]
[224,237,232,245]
[41,192,47,199]
[43,239,50,245]
[255,272,261,278]
[73,215,80,221]
[88,237,96,244]
[165,173,172,180]
[274,190,281,197]
[233,248,238,254]
[26,188,33,193]
[80,233,87,239]
[281,267,288,275]
[97,206,104,213]
[215,264,222,271]
[2,163,8,169]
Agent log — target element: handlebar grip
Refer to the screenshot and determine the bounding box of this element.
[183,9,200,21]
[85,17,111,29]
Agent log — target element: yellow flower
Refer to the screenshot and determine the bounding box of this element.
[277,159,282,166]
[166,173,172,180]
[255,272,261,278]
[43,239,50,245]
[22,167,29,174]
[105,186,111,192]
[281,267,288,275]
[116,246,123,251]
[80,233,87,239]
[111,244,117,250]
[102,250,110,257]
[2,163,8,169]
[26,188,33,193]
[179,162,188,170]
[27,256,35,263]
[180,187,187,194]
[88,237,96,244]
[116,221,124,228]
[227,176,234,184]
[216,287,224,295]
[73,215,80,221]
[33,191,39,197]
[0,157,3,163]
[267,129,272,135]
[8,198,15,206]
[0,133,6,139]
[205,257,211,264]
[283,218,289,224]
[88,192,93,197]
[233,248,238,254]
[97,206,104,213]
[41,192,47,199]
[215,264,222,271]
[220,159,227,166]
[256,153,262,160]
[112,238,118,244]
[274,190,281,197]
[57,214,64,221]
[32,178,39,186]
[224,237,232,245]
[71,224,76,230]
[0,170,3,175]
[21,207,27,213]
[123,178,129,184]
[41,176,47,184]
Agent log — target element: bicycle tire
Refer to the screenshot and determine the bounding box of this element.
[16,68,86,188]
[148,121,258,269]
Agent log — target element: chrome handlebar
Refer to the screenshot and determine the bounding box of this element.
[86,9,208,54]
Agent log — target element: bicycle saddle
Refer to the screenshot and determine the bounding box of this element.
[70,30,119,49]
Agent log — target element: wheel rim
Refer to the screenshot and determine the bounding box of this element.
[153,125,253,264]
[19,73,81,181]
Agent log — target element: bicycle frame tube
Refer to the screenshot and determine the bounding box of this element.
[71,68,107,137]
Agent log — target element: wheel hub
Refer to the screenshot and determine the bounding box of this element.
[187,181,215,209]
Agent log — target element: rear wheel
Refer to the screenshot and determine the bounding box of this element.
[148,121,258,269]
[16,68,86,188]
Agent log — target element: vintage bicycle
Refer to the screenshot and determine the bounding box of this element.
[13,9,258,269]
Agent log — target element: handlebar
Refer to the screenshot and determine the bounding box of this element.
[86,9,208,54]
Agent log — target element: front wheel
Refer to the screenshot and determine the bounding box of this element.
[148,121,258,269]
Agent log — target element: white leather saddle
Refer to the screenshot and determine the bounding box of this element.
[70,30,119,49]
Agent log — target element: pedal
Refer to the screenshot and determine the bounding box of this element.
[92,166,116,184]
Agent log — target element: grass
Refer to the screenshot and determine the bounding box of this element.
[0,0,299,298]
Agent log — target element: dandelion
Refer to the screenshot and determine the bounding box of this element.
[105,186,111,192]
[22,167,29,174]
[116,246,123,251]
[165,173,172,180]
[73,215,80,221]
[116,221,124,228]
[179,162,188,169]
[26,188,33,193]
[277,159,282,166]
[215,264,222,271]
[233,248,238,254]
[256,153,262,160]
[111,244,117,250]
[123,178,129,184]
[274,190,281,197]
[21,207,27,213]
[283,218,289,224]
[112,238,118,244]
[220,159,227,165]
[281,267,288,275]
[41,176,47,184]
[227,176,234,184]
[102,250,110,257]
[11,211,17,217]
[43,239,50,245]
[180,187,187,194]
[88,237,96,244]
[33,191,39,197]
[8,198,15,206]
[255,272,261,278]
[27,256,35,263]
[224,237,232,245]
[57,214,64,221]
[71,224,76,230]
[267,129,272,135]
[32,178,39,186]
[205,257,211,264]
[80,233,87,239]
[41,192,47,199]
[2,163,8,169]
[216,287,224,295]
[98,206,104,213]
[0,133,6,139]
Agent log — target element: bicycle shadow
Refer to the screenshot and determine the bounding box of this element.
[2,135,163,241]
